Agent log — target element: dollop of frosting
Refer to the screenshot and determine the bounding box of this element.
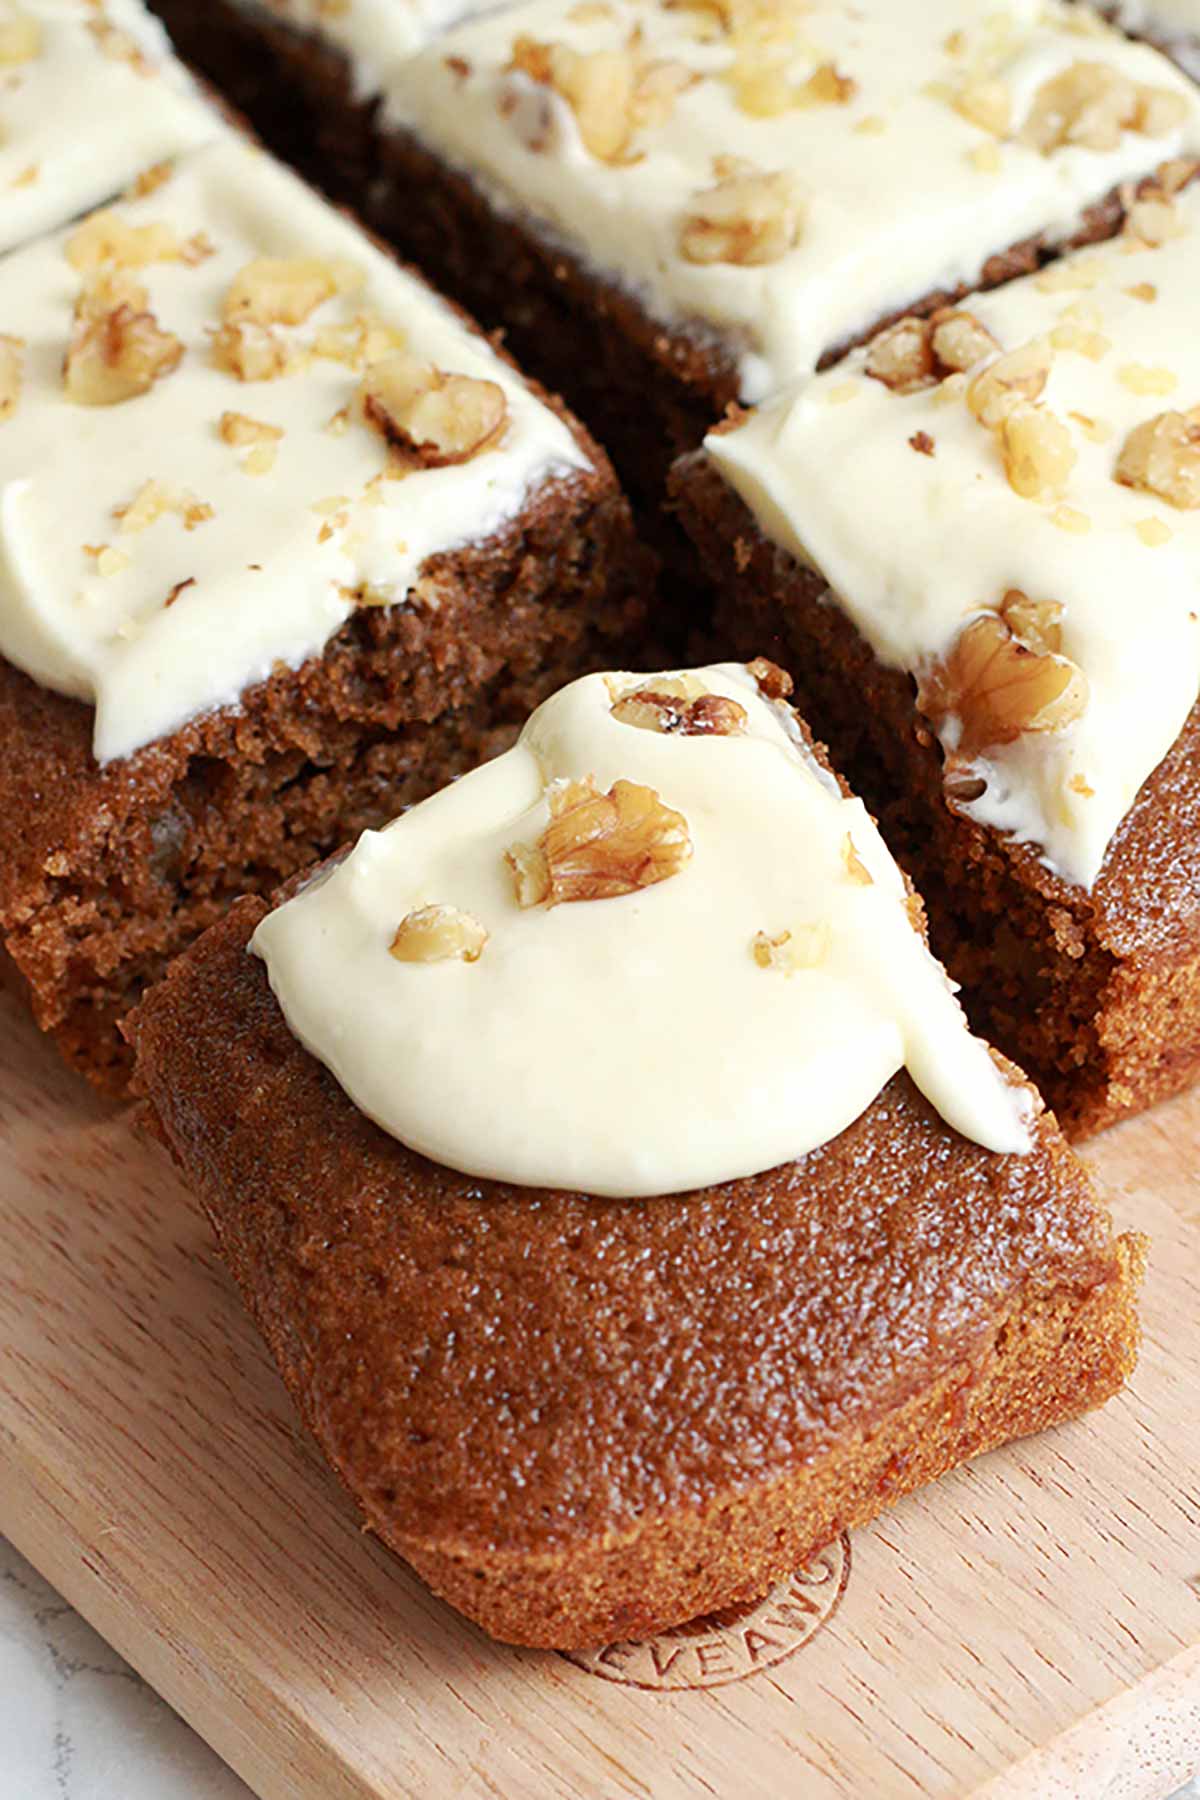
[704,173,1200,892]
[251,664,1032,1198]
[0,135,585,764]
[382,0,1200,398]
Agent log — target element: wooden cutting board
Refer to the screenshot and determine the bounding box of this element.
[1,985,1198,1800]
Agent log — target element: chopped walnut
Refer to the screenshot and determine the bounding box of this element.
[998,588,1064,656]
[87,16,151,70]
[211,320,294,383]
[223,257,362,328]
[313,313,406,372]
[842,835,873,886]
[1115,406,1200,510]
[746,656,792,700]
[219,410,283,474]
[115,479,212,534]
[918,605,1088,757]
[866,308,998,394]
[507,776,692,907]
[390,904,488,963]
[611,677,748,736]
[0,335,22,421]
[361,353,508,466]
[680,165,802,266]
[752,923,831,971]
[508,35,695,162]
[64,303,183,406]
[66,210,208,273]
[965,340,1051,429]
[954,77,1011,137]
[909,430,935,456]
[1000,402,1077,500]
[0,11,40,64]
[1022,62,1188,155]
[797,62,856,106]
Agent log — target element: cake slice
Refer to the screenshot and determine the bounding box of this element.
[0,134,647,1091]
[127,661,1143,1649]
[357,0,1200,519]
[0,0,220,256]
[673,161,1200,1137]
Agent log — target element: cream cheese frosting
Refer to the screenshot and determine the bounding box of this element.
[251,663,1032,1198]
[381,0,1200,400]
[0,134,587,765]
[704,174,1200,892]
[0,0,220,256]
[246,0,514,98]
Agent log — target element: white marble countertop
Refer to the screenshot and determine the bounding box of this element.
[1,1530,1197,1799]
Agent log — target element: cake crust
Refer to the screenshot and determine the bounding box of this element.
[127,896,1143,1648]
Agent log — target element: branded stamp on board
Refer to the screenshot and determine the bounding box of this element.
[564,1533,850,1691]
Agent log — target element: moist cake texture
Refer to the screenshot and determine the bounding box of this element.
[0,0,219,256]
[0,134,647,1089]
[673,162,1200,1135]
[127,662,1144,1647]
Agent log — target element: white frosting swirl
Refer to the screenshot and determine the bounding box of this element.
[704,181,1200,892]
[0,135,586,764]
[0,0,219,256]
[380,0,1200,399]
[251,665,1032,1198]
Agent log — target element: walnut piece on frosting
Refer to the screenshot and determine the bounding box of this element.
[507,775,692,907]
[680,162,803,266]
[0,11,40,65]
[1021,62,1188,155]
[866,308,999,394]
[0,336,22,421]
[211,321,294,383]
[746,656,793,700]
[361,352,508,467]
[66,209,208,274]
[64,302,184,406]
[918,592,1088,757]
[1115,407,1200,510]
[223,257,363,328]
[507,34,696,163]
[390,904,488,964]
[611,676,748,735]
[752,922,831,971]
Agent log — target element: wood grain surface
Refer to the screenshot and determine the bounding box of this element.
[1,986,1198,1800]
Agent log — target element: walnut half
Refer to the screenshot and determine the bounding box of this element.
[361,353,508,467]
[917,595,1088,758]
[507,776,692,907]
